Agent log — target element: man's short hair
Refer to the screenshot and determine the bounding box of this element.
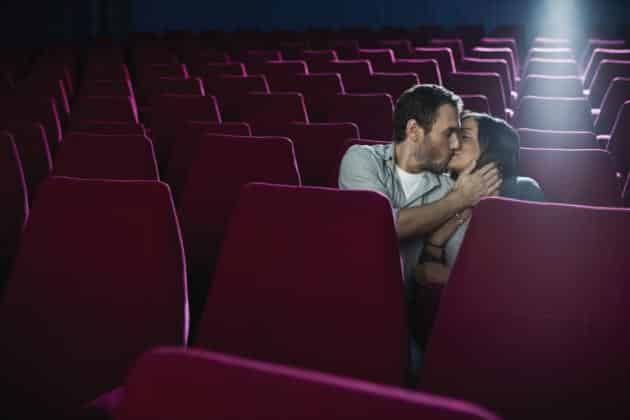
[392,84,463,143]
[463,111,520,178]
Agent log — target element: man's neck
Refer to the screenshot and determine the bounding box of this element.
[395,141,426,174]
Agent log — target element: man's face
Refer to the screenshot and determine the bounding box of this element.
[418,104,461,173]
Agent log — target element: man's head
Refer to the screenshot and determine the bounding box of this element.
[393,84,463,173]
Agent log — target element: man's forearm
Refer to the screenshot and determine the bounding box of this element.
[397,190,466,240]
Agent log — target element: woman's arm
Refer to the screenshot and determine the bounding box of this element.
[423,208,472,260]
[416,261,451,286]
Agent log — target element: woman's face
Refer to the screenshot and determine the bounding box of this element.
[448,117,481,173]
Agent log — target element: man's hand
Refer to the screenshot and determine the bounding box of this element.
[416,262,450,287]
[453,161,502,207]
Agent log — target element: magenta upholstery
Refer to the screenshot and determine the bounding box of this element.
[358,48,396,71]
[384,59,442,86]
[204,74,269,121]
[0,132,28,287]
[595,77,630,134]
[360,72,419,100]
[414,47,456,74]
[142,77,205,104]
[322,93,394,140]
[479,37,520,73]
[151,94,222,168]
[80,79,135,98]
[458,58,512,105]
[237,92,309,135]
[522,58,578,77]
[53,133,159,180]
[588,59,630,107]
[623,174,630,206]
[0,176,187,417]
[246,60,309,91]
[195,182,406,385]
[377,39,414,58]
[429,38,465,64]
[514,96,594,131]
[20,76,71,116]
[274,73,344,122]
[69,122,146,136]
[178,135,301,327]
[3,121,52,203]
[302,49,338,67]
[519,147,620,206]
[518,128,598,149]
[583,49,630,89]
[116,347,501,420]
[525,47,573,61]
[0,96,62,148]
[190,62,246,77]
[461,94,491,114]
[519,75,583,98]
[327,39,360,59]
[532,36,571,48]
[420,197,630,420]
[444,72,506,119]
[607,100,630,174]
[286,122,360,187]
[580,40,626,70]
[308,59,373,92]
[71,95,139,126]
[138,64,189,85]
[470,47,518,83]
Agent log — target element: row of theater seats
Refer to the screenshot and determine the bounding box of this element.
[2,176,630,419]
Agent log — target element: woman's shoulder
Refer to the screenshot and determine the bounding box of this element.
[501,176,545,202]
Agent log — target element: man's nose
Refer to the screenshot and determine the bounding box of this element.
[449,132,461,150]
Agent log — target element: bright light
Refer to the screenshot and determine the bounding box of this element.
[539,0,579,39]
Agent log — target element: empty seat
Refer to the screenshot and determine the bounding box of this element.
[308,59,373,92]
[232,49,282,63]
[177,135,301,327]
[514,96,593,131]
[458,58,512,105]
[429,38,465,64]
[19,76,71,116]
[0,132,28,287]
[0,176,187,417]
[420,197,630,419]
[588,60,630,108]
[358,73,419,100]
[142,77,205,103]
[138,64,189,85]
[191,62,246,77]
[195,182,406,385]
[3,121,52,203]
[286,122,360,187]
[522,58,579,77]
[519,75,583,98]
[444,72,507,119]
[116,347,501,420]
[272,73,344,122]
[322,93,394,140]
[0,96,62,149]
[518,128,598,149]
[152,94,222,169]
[204,74,269,121]
[327,39,360,59]
[414,47,456,74]
[532,36,571,48]
[384,59,442,86]
[302,50,338,67]
[461,94,491,114]
[358,49,396,71]
[376,39,415,58]
[607,100,630,175]
[525,47,573,61]
[623,174,630,206]
[580,39,625,70]
[246,60,309,91]
[237,92,309,136]
[470,47,518,85]
[80,79,135,98]
[69,121,146,136]
[70,96,139,126]
[519,147,620,206]
[583,49,630,89]
[595,77,630,134]
[479,37,520,73]
[53,133,159,180]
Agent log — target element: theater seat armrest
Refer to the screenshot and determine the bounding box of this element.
[81,386,125,420]
[596,135,611,149]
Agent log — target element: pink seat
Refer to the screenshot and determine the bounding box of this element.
[0,96,62,150]
[583,49,630,89]
[445,72,507,119]
[191,62,246,78]
[358,72,419,100]
[519,147,620,206]
[461,94,491,114]
[327,39,360,59]
[308,59,373,92]
[518,128,598,149]
[273,73,344,122]
[142,77,204,104]
[358,48,396,71]
[525,47,574,62]
[522,58,579,77]
[232,49,282,63]
[246,60,309,91]
[301,50,338,67]
[429,38,465,64]
[204,74,269,121]
[588,60,630,108]
[470,47,518,85]
[414,47,456,74]
[0,176,187,417]
[237,92,309,136]
[595,77,630,135]
[177,135,301,326]
[519,75,583,98]
[116,347,501,420]
[53,133,159,180]
[286,122,360,187]
[71,95,139,126]
[458,58,512,105]
[607,100,630,175]
[322,93,394,140]
[532,36,571,48]
[421,197,630,419]
[580,39,625,70]
[514,96,593,132]
[479,37,520,73]
[376,39,415,58]
[195,182,406,385]
[80,79,135,98]
[0,131,28,285]
[383,59,442,86]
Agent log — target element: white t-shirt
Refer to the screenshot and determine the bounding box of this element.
[396,166,429,200]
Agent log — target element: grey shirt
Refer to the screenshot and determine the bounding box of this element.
[338,143,453,289]
[444,176,545,267]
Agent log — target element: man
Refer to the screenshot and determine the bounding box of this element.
[339,84,501,290]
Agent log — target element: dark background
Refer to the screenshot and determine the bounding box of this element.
[1,0,630,45]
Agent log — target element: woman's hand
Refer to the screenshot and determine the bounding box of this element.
[416,262,450,287]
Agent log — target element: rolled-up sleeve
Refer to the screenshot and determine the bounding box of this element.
[338,145,400,219]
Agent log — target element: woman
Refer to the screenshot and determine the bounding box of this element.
[416,111,545,285]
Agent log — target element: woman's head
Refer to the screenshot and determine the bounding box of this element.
[448,111,520,178]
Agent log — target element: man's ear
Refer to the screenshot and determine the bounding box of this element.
[406,119,424,143]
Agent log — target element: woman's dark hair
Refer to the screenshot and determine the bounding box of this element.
[462,111,520,178]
